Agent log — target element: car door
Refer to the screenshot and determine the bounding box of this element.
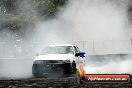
[73,46,85,67]
[73,46,81,66]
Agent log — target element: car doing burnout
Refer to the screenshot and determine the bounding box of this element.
[32,44,86,77]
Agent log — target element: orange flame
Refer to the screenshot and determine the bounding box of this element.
[78,66,86,76]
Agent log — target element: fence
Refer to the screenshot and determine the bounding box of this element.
[0,39,132,57]
[64,40,132,55]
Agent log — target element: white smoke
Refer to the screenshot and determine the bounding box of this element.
[84,55,132,74]
[57,0,129,41]
[0,0,132,79]
[32,0,132,53]
[32,0,132,74]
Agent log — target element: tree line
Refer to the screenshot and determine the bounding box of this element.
[0,0,67,32]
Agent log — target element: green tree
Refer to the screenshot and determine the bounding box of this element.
[34,0,67,17]
[0,0,67,32]
[0,0,17,14]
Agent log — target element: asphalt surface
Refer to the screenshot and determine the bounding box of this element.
[0,54,132,88]
[0,76,132,88]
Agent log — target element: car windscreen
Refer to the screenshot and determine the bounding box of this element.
[40,46,74,54]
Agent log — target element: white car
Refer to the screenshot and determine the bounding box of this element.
[32,44,86,77]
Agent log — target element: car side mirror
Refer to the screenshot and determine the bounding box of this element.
[75,53,80,57]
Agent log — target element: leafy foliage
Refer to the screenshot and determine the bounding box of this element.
[34,0,67,17]
[0,0,17,14]
[0,0,67,32]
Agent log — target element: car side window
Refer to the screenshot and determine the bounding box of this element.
[73,46,80,53]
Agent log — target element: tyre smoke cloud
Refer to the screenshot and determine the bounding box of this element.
[34,0,132,74]
[39,0,132,74]
[34,0,130,42]
[55,0,129,41]
[0,0,132,79]
[85,55,132,74]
